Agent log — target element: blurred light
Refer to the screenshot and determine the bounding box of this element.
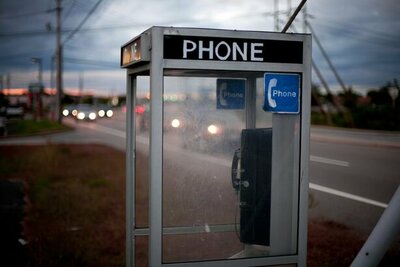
[121,37,141,66]
[111,96,119,106]
[89,112,96,120]
[77,112,85,120]
[135,105,145,114]
[62,109,69,116]
[106,110,113,117]
[207,124,219,135]
[72,109,78,116]
[98,110,106,117]
[1,88,28,96]
[171,119,180,128]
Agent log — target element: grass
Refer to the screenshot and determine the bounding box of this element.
[0,144,398,266]
[0,144,125,267]
[4,119,70,137]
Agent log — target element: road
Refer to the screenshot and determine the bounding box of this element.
[1,110,399,236]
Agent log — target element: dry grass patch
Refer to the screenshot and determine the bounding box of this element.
[0,144,125,267]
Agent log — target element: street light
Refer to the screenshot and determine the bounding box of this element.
[31,57,43,121]
[389,87,399,108]
[31,57,42,85]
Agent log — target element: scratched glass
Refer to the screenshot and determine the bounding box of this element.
[162,76,245,262]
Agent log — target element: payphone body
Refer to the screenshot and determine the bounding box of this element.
[122,26,311,267]
[239,128,272,246]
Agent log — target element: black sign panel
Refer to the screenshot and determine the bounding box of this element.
[164,35,303,64]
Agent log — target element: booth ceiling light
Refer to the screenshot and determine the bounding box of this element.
[122,38,141,66]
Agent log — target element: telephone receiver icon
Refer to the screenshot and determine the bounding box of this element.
[267,78,277,108]
[219,82,228,107]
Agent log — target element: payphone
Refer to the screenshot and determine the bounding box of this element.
[232,128,272,246]
[122,26,311,267]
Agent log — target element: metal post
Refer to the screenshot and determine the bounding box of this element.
[31,57,43,86]
[298,35,312,267]
[287,0,292,20]
[245,76,256,129]
[302,3,307,33]
[50,56,55,120]
[281,0,307,33]
[55,0,63,123]
[149,27,163,267]
[126,74,135,267]
[6,74,10,101]
[274,0,279,31]
[350,186,400,267]
[31,57,43,120]
[79,72,83,103]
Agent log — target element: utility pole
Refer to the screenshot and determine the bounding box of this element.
[6,73,10,92]
[79,72,83,103]
[274,0,279,31]
[287,0,292,20]
[55,0,63,123]
[302,3,307,33]
[50,56,54,92]
[31,58,42,86]
[307,22,350,94]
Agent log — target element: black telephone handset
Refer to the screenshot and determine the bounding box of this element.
[231,148,241,193]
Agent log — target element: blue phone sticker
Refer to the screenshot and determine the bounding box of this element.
[216,79,245,109]
[263,73,300,113]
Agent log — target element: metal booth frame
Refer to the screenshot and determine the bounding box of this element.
[122,26,311,267]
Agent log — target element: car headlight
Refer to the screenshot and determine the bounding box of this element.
[98,110,105,117]
[106,110,113,117]
[77,112,85,120]
[207,124,219,135]
[72,109,78,116]
[171,119,180,128]
[62,109,69,116]
[89,112,96,120]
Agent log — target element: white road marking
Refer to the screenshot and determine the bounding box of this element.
[310,183,388,209]
[85,124,387,209]
[310,155,350,167]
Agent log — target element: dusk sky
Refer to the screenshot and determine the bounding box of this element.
[1,0,399,96]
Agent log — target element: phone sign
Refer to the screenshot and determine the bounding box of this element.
[216,79,245,109]
[263,73,300,114]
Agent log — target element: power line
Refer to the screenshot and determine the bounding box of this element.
[62,0,78,23]
[0,23,149,38]
[62,0,104,45]
[307,21,349,93]
[0,9,51,19]
[311,20,400,46]
[314,16,400,42]
[64,57,116,67]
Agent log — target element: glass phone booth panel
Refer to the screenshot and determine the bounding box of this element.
[160,71,300,264]
[162,75,245,263]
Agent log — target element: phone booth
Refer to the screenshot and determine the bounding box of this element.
[121,27,311,267]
